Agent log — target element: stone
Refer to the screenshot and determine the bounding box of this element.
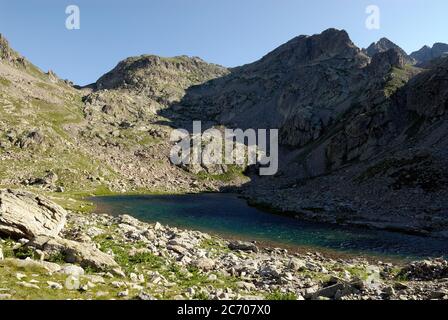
[79,284,89,292]
[118,289,129,297]
[28,235,118,271]
[382,286,395,297]
[394,282,409,290]
[112,267,126,278]
[193,257,215,271]
[207,274,218,281]
[16,273,26,280]
[228,241,258,253]
[399,259,448,281]
[47,281,63,290]
[118,214,141,228]
[84,275,105,284]
[236,281,256,291]
[154,222,163,231]
[1,258,61,273]
[0,293,12,300]
[186,287,195,296]
[429,291,447,299]
[17,281,40,289]
[58,265,85,277]
[288,258,306,271]
[136,291,157,300]
[0,189,67,240]
[111,281,126,288]
[313,283,355,299]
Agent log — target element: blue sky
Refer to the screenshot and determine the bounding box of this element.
[1,0,447,85]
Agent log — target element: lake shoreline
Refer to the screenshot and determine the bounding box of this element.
[2,188,448,300]
[90,193,448,263]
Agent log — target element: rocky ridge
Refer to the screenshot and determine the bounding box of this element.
[411,43,448,66]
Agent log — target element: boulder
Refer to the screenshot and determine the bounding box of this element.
[27,235,118,271]
[313,282,355,299]
[58,264,85,277]
[192,257,216,271]
[0,257,61,273]
[0,189,67,240]
[228,241,259,253]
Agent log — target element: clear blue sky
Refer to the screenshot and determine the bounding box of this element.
[1,0,447,85]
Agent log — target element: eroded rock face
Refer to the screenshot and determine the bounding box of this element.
[0,189,67,240]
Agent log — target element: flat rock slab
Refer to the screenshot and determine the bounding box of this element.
[0,189,67,240]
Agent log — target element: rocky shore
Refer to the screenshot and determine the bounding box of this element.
[1,189,448,300]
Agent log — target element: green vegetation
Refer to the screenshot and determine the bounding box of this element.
[344,266,370,280]
[384,65,420,97]
[197,164,247,183]
[0,76,11,87]
[266,290,297,300]
[0,259,125,300]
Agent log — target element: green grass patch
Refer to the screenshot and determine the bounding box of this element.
[266,290,297,300]
[0,76,11,87]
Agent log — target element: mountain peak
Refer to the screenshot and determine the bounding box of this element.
[94,54,228,91]
[255,28,366,69]
[365,37,414,64]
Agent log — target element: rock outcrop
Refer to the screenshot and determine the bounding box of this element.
[0,33,28,67]
[0,189,67,240]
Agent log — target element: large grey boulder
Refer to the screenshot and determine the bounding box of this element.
[27,235,118,271]
[0,189,67,240]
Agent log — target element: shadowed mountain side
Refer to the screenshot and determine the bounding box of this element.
[157,30,448,237]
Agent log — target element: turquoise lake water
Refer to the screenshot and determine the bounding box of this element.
[92,193,448,260]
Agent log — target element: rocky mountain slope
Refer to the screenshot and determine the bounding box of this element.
[1,28,448,236]
[0,34,243,198]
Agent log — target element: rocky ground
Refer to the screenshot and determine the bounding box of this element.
[1,189,448,301]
